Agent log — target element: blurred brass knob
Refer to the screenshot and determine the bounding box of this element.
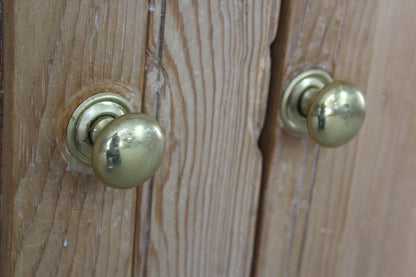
[67,93,165,188]
[280,69,366,147]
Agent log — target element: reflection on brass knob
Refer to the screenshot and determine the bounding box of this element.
[66,92,165,188]
[280,69,366,147]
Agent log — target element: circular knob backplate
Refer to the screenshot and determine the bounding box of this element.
[92,113,165,189]
[281,69,366,147]
[67,92,135,164]
[281,69,333,135]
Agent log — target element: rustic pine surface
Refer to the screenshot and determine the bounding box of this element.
[2,1,149,275]
[140,1,280,276]
[255,0,416,276]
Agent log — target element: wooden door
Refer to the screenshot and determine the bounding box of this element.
[2,0,279,276]
[254,0,416,277]
[2,0,416,276]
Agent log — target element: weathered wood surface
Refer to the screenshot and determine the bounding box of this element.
[254,0,416,277]
[2,0,149,276]
[301,1,416,276]
[0,0,3,270]
[139,1,280,276]
[3,0,283,276]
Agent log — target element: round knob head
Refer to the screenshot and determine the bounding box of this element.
[92,113,165,189]
[308,81,366,147]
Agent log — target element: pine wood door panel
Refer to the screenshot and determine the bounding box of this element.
[141,1,280,276]
[254,0,376,275]
[2,0,283,276]
[2,0,149,275]
[255,0,416,276]
[301,1,416,276]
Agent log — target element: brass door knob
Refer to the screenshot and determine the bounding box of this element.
[280,69,366,147]
[66,93,165,188]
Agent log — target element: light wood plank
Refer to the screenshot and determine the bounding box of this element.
[254,1,378,276]
[140,1,280,276]
[0,0,3,270]
[300,1,416,276]
[2,0,148,276]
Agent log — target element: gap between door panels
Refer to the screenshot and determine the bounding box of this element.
[0,0,4,271]
[250,0,321,276]
[132,1,167,276]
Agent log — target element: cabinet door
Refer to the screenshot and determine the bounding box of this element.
[138,1,280,276]
[2,0,280,276]
[4,0,415,276]
[2,1,150,276]
[254,0,416,276]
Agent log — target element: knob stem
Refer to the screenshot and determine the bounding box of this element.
[88,115,115,144]
[299,88,319,117]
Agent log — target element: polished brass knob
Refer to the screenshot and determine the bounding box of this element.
[66,93,165,188]
[280,69,366,147]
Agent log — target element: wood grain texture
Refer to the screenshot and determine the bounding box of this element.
[255,0,416,276]
[139,1,280,276]
[2,0,148,276]
[254,0,378,276]
[300,0,416,276]
[132,2,167,275]
[0,0,3,269]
